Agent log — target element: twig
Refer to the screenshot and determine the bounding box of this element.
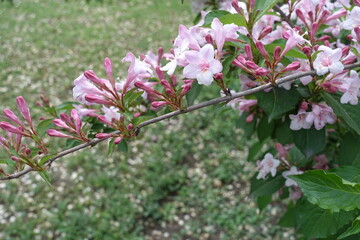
[1,62,359,181]
[273,4,296,28]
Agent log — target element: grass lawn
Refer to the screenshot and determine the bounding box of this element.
[0,0,294,239]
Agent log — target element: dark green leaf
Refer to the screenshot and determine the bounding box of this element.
[55,101,78,112]
[254,0,282,21]
[257,116,274,142]
[125,90,144,106]
[65,138,82,149]
[203,10,230,26]
[322,92,360,135]
[117,140,128,153]
[247,141,263,162]
[257,195,272,211]
[255,87,300,122]
[250,174,285,198]
[338,217,360,239]
[186,81,202,106]
[338,133,360,167]
[274,119,293,144]
[292,127,325,159]
[288,146,308,166]
[330,166,360,183]
[38,170,52,187]
[296,200,356,240]
[278,202,296,228]
[36,119,54,138]
[291,170,360,212]
[236,113,256,139]
[217,13,247,26]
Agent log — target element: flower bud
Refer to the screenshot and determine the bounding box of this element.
[98,115,113,126]
[232,0,244,15]
[326,8,347,22]
[157,47,164,65]
[355,0,360,6]
[156,66,165,80]
[16,96,33,127]
[0,122,29,136]
[354,27,360,41]
[71,109,82,134]
[3,109,23,126]
[180,84,192,98]
[244,44,253,61]
[342,46,350,57]
[281,62,301,73]
[245,61,259,70]
[11,156,21,162]
[46,129,74,139]
[85,94,113,105]
[134,113,141,118]
[214,73,223,81]
[302,46,312,56]
[114,137,122,144]
[127,123,134,130]
[255,41,269,59]
[205,34,214,45]
[317,35,331,42]
[104,57,114,85]
[246,113,254,123]
[295,9,306,24]
[151,101,168,108]
[53,119,70,129]
[258,26,272,40]
[84,70,103,86]
[255,68,269,76]
[96,133,112,139]
[273,46,282,62]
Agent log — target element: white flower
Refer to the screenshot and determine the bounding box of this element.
[256,153,281,179]
[282,166,303,187]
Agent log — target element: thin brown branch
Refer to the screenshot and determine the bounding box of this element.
[1,62,359,181]
[273,4,296,28]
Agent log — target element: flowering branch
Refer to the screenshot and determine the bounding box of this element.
[1,62,359,181]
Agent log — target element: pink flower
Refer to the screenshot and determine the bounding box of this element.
[73,74,104,105]
[280,29,307,59]
[210,18,239,55]
[183,44,223,86]
[16,96,33,128]
[313,154,329,170]
[289,109,312,130]
[306,103,337,130]
[340,70,360,105]
[174,25,200,51]
[73,105,98,119]
[256,153,281,179]
[101,106,121,122]
[282,166,303,187]
[313,46,344,75]
[340,6,360,30]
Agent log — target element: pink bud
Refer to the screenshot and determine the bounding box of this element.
[60,113,73,127]
[103,57,114,85]
[160,79,172,90]
[318,10,330,24]
[0,136,9,150]
[317,35,331,42]
[3,109,23,126]
[15,130,22,151]
[244,45,253,61]
[180,84,192,98]
[170,75,177,86]
[281,62,301,73]
[134,113,141,118]
[273,46,282,62]
[354,27,360,41]
[255,68,269,76]
[282,31,290,40]
[0,122,29,136]
[232,0,244,15]
[53,119,71,129]
[255,41,269,59]
[71,109,82,134]
[96,133,112,139]
[85,94,113,105]
[183,79,194,85]
[214,73,223,81]
[296,9,306,24]
[302,46,312,55]
[114,137,122,144]
[157,47,164,65]
[16,96,33,127]
[134,81,155,93]
[258,26,272,40]
[308,11,314,23]
[275,143,287,159]
[355,0,360,6]
[205,34,214,45]
[156,66,165,80]
[342,46,350,57]
[46,129,74,139]
[246,113,254,123]
[127,123,134,130]
[300,101,309,110]
[151,101,168,108]
[25,148,31,157]
[310,23,318,40]
[11,156,21,162]
[84,70,103,86]
[98,115,113,126]
[326,8,347,22]
[245,61,259,70]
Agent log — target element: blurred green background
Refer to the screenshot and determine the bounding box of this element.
[0,0,293,239]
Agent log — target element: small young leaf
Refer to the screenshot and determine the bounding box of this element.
[39,154,56,166]
[117,140,128,153]
[36,119,54,138]
[38,170,52,187]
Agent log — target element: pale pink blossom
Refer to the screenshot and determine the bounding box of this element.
[280,28,307,59]
[313,154,329,170]
[161,41,189,75]
[306,103,337,130]
[340,70,360,105]
[73,74,104,105]
[183,44,223,86]
[257,153,281,179]
[289,109,312,130]
[73,105,98,119]
[340,6,360,30]
[101,106,121,122]
[282,166,303,187]
[174,25,200,51]
[313,46,344,75]
[210,18,239,54]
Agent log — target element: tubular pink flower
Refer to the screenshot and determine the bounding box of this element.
[3,109,24,126]
[326,8,347,22]
[85,94,113,106]
[98,115,113,126]
[280,29,306,59]
[84,70,103,87]
[255,41,269,60]
[313,46,344,75]
[16,96,33,128]
[281,62,301,73]
[211,18,226,54]
[0,122,30,137]
[152,101,168,108]
[180,83,192,98]
[71,109,82,134]
[103,57,114,86]
[47,129,76,139]
[60,113,74,128]
[96,133,112,139]
[53,119,72,130]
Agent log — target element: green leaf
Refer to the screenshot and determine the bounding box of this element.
[221,54,237,77]
[186,81,202,106]
[55,101,77,112]
[278,202,296,228]
[247,141,263,162]
[203,10,230,26]
[117,140,128,153]
[36,119,54,138]
[257,116,274,142]
[217,13,247,26]
[338,133,360,167]
[292,127,325,159]
[125,90,144,106]
[331,166,360,183]
[338,216,360,239]
[274,119,293,144]
[255,87,300,122]
[38,170,52,187]
[296,200,357,240]
[291,170,360,212]
[65,138,82,149]
[257,195,272,211]
[2,158,16,167]
[254,0,282,21]
[39,154,56,166]
[288,146,308,165]
[322,92,360,135]
[250,174,285,198]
